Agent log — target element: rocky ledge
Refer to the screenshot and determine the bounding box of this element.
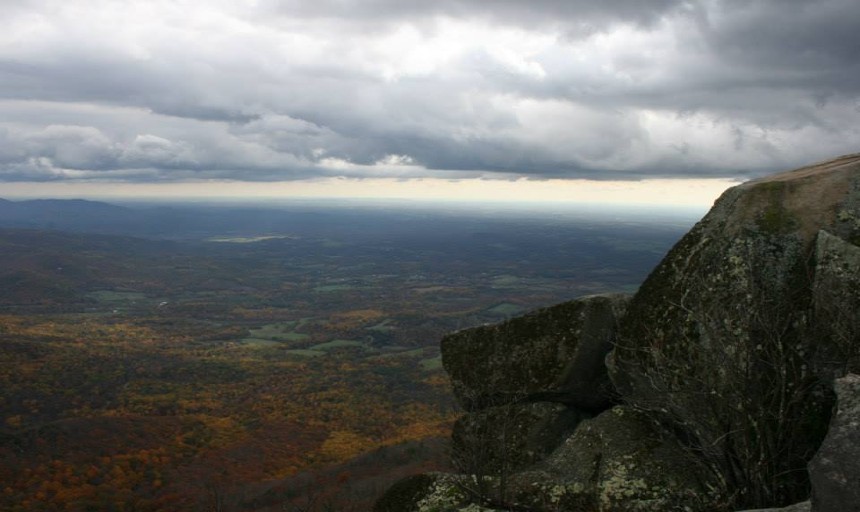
[376,154,860,512]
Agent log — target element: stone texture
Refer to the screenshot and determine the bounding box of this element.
[451,401,587,475]
[373,473,438,512]
[377,153,860,512]
[373,472,494,512]
[506,406,720,512]
[442,293,629,411]
[735,502,811,512]
[611,155,860,401]
[608,155,860,505]
[812,231,860,378]
[809,373,860,512]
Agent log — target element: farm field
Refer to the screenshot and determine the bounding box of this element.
[0,200,694,511]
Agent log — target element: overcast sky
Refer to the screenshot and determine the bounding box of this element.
[1,0,858,199]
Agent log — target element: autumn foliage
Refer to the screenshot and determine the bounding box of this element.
[0,314,456,511]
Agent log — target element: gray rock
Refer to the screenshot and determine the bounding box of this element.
[373,472,495,512]
[609,155,860,505]
[442,293,629,411]
[735,502,811,512]
[376,154,860,512]
[451,401,588,476]
[809,373,860,512]
[507,406,721,512]
[373,473,438,512]
[812,231,860,378]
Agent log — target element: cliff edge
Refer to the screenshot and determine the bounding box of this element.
[375,154,860,512]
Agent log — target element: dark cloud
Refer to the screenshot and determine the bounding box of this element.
[260,0,687,32]
[0,0,858,184]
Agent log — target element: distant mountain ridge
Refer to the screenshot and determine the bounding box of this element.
[0,196,699,242]
[0,197,334,238]
[0,197,138,233]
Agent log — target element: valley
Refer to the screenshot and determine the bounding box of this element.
[0,200,694,511]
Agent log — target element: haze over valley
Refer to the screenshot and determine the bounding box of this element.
[0,198,695,510]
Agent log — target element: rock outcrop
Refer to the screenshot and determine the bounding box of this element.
[451,402,587,475]
[507,406,720,511]
[609,154,860,505]
[736,373,860,512]
[373,473,451,512]
[442,294,629,411]
[441,293,629,496]
[735,503,811,512]
[376,154,860,512]
[812,231,860,377]
[809,373,860,512]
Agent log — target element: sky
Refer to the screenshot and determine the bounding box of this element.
[1,0,859,206]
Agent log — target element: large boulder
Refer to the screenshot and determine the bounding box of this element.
[373,472,502,512]
[507,406,721,512]
[809,373,860,512]
[609,154,860,507]
[451,402,587,476]
[373,473,438,512]
[376,154,860,512]
[373,473,463,512]
[442,293,629,411]
[812,231,860,378]
[735,503,811,512]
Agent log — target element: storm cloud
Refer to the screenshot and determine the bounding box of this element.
[0,0,858,183]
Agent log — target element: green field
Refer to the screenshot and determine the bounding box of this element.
[487,303,523,316]
[208,235,294,243]
[240,337,281,347]
[310,339,367,351]
[283,349,326,357]
[247,322,310,343]
[313,284,357,292]
[367,319,395,332]
[419,355,443,371]
[87,290,148,302]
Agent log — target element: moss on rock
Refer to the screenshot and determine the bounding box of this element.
[442,294,629,412]
[508,406,720,511]
[451,402,588,476]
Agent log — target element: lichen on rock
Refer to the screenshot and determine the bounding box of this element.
[442,293,629,412]
[507,406,720,512]
[451,401,588,476]
[375,153,860,512]
[609,155,860,507]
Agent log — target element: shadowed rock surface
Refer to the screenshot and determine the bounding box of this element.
[442,293,629,412]
[372,473,441,512]
[376,154,860,512]
[609,154,860,506]
[508,406,720,511]
[809,373,860,512]
[451,402,588,475]
[735,503,811,512]
[812,232,860,378]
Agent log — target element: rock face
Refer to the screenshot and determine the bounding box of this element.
[609,154,860,505]
[373,472,493,512]
[442,293,629,411]
[812,232,860,377]
[508,406,720,512]
[451,402,587,475]
[375,154,860,512]
[735,503,811,512]
[373,473,438,512]
[372,473,470,512]
[809,373,860,512]
[442,294,628,494]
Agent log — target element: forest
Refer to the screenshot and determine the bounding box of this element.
[0,199,693,511]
